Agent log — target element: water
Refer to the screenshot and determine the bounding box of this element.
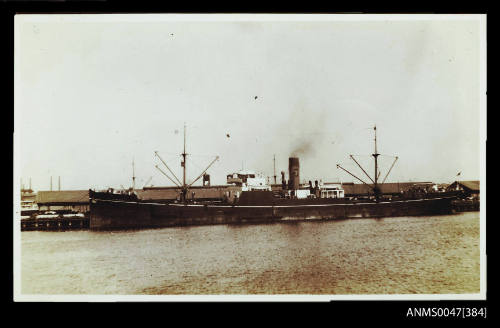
[20,212,480,295]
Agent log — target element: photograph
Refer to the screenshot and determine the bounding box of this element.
[13,13,486,302]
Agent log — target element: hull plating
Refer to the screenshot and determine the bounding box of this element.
[90,197,455,230]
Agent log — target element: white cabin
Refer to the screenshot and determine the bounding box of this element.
[320,183,345,198]
[227,170,271,191]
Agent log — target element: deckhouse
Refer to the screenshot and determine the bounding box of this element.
[226,170,271,191]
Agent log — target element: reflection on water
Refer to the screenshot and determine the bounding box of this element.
[20,212,480,295]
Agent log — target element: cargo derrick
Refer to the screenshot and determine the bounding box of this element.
[155,123,218,203]
[336,125,398,202]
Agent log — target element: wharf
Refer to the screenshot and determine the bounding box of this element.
[21,215,89,231]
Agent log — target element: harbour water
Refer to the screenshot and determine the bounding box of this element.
[20,212,480,295]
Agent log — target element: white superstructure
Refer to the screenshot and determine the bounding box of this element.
[319,182,345,198]
[226,170,271,191]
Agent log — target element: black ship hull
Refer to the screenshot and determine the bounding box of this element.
[89,194,456,230]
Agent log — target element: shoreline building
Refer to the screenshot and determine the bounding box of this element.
[20,188,38,217]
[36,190,90,213]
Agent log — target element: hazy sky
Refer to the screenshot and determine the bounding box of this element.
[15,15,485,191]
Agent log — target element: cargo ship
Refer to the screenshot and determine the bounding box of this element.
[89,125,456,230]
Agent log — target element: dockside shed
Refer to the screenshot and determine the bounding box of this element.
[36,190,90,213]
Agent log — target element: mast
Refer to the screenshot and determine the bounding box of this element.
[155,123,217,203]
[273,154,277,184]
[182,123,187,201]
[132,158,136,190]
[372,125,380,201]
[337,125,396,201]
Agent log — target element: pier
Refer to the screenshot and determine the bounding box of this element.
[21,215,89,231]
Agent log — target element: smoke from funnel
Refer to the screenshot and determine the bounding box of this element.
[291,138,315,157]
[287,106,327,158]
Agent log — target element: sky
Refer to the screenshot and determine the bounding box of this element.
[15,14,485,191]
